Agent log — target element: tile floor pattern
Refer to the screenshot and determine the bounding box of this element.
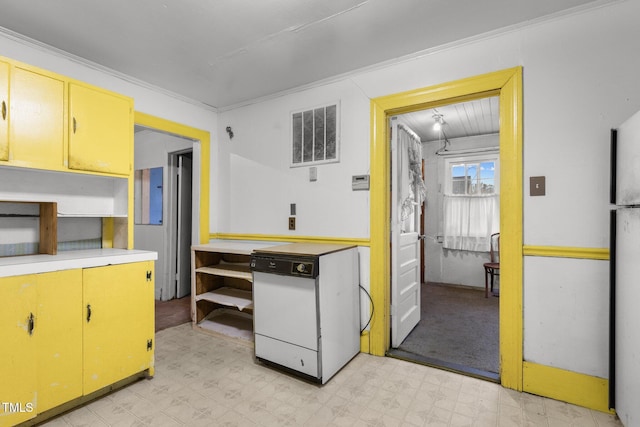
[42,324,623,427]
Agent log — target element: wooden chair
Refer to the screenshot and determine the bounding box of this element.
[483,233,500,298]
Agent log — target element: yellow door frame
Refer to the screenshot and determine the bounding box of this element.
[369,67,523,390]
[133,112,210,244]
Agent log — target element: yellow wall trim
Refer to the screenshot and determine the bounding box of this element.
[523,245,609,260]
[360,331,371,354]
[211,233,370,247]
[133,111,210,244]
[523,362,612,413]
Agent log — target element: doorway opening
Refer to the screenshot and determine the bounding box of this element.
[132,112,210,332]
[368,67,523,391]
[133,127,195,302]
[388,97,501,382]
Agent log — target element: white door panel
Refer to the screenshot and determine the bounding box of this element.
[176,154,192,298]
[614,208,640,426]
[391,119,422,347]
[616,110,640,206]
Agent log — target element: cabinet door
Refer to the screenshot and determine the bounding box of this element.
[0,275,37,426]
[0,60,8,161]
[37,269,83,412]
[10,67,65,170]
[68,83,132,175]
[82,261,154,394]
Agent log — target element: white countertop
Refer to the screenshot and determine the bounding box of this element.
[252,242,357,256]
[0,249,158,278]
[193,239,287,255]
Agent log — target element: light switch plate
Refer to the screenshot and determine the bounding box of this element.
[530,176,546,196]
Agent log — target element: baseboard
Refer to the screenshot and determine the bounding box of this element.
[523,361,612,413]
[360,330,370,354]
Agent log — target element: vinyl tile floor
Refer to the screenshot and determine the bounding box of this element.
[42,324,623,427]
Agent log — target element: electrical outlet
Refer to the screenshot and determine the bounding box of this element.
[288,217,296,230]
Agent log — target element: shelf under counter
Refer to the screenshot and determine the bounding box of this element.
[191,240,289,342]
[195,262,252,281]
[195,287,253,311]
[197,309,254,341]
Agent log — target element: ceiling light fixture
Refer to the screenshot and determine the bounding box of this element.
[433,113,445,132]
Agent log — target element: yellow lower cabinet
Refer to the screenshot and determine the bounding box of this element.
[0,270,82,426]
[0,275,37,427]
[36,270,83,413]
[83,261,154,394]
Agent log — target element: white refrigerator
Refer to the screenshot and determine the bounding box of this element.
[610,109,640,427]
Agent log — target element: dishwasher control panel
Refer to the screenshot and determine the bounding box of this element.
[251,254,319,278]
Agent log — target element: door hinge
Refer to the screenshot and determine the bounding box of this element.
[390,304,396,316]
[146,271,152,281]
[147,339,153,351]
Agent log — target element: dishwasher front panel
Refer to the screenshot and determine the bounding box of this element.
[252,271,319,351]
[254,334,319,379]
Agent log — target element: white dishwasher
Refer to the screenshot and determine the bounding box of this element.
[251,243,360,384]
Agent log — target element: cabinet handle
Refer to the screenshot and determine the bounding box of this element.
[73,117,77,134]
[1,100,5,120]
[86,304,92,322]
[28,313,35,335]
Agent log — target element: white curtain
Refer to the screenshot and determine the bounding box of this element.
[397,124,426,227]
[443,194,499,252]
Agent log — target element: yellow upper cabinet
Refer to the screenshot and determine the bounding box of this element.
[68,83,132,175]
[0,60,8,161]
[9,66,65,170]
[0,55,133,177]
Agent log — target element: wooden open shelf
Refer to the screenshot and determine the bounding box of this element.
[0,201,57,255]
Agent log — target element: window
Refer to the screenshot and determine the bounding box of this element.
[134,167,163,225]
[450,160,496,195]
[291,103,339,166]
[443,154,499,252]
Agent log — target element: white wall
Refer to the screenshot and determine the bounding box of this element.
[215,80,371,237]
[216,0,640,379]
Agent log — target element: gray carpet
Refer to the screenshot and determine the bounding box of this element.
[395,282,499,376]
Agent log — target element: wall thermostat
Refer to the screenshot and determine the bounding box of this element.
[352,175,370,191]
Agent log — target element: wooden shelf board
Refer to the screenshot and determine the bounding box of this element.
[195,287,253,311]
[196,309,253,341]
[195,263,252,281]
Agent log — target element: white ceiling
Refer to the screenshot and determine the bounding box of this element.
[399,96,500,143]
[0,0,604,111]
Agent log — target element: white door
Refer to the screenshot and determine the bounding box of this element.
[613,208,640,427]
[614,110,640,206]
[176,154,193,298]
[612,109,640,426]
[391,118,422,347]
